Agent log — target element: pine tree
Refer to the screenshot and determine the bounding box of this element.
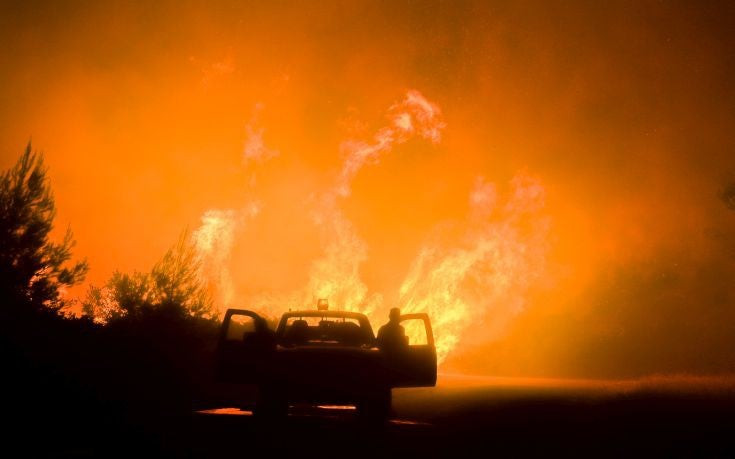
[0,144,88,312]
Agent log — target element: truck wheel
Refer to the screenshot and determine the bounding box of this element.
[254,386,288,420]
[359,388,391,423]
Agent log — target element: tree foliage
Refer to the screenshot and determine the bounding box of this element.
[0,144,88,311]
[82,232,214,322]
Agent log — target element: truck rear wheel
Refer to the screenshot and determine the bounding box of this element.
[254,386,288,420]
[358,388,391,423]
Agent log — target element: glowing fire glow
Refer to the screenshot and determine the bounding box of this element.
[9,2,734,378]
[400,175,548,362]
[191,90,548,364]
[193,204,260,308]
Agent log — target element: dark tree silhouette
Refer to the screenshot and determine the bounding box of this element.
[151,232,213,317]
[0,145,217,456]
[82,231,214,322]
[0,143,87,312]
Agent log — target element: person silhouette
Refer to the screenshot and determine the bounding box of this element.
[376,307,408,351]
[243,317,276,352]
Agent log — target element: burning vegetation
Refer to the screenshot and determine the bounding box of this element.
[187,91,550,364]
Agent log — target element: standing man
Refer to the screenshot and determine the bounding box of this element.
[376,307,408,350]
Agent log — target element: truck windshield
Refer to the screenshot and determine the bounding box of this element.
[279,316,372,347]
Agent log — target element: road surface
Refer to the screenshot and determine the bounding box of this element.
[185,374,735,457]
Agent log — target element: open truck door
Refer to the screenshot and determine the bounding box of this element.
[216,309,274,384]
[391,313,437,387]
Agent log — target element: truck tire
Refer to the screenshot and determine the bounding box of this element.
[254,386,288,420]
[358,387,391,423]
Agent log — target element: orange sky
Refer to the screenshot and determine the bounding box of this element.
[2,1,735,377]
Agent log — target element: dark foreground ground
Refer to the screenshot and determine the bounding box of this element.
[15,374,735,457]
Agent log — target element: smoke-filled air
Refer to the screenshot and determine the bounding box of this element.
[3,1,735,378]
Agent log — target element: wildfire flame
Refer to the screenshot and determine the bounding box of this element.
[193,204,259,308]
[400,174,548,362]
[191,90,548,365]
[306,90,446,316]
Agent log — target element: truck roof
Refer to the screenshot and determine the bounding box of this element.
[279,310,370,321]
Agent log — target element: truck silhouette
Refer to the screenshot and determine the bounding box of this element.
[215,301,437,420]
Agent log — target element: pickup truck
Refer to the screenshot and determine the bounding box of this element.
[215,304,437,420]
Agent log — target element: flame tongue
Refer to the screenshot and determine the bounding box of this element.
[399,174,548,363]
[190,91,548,366]
[305,90,446,317]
